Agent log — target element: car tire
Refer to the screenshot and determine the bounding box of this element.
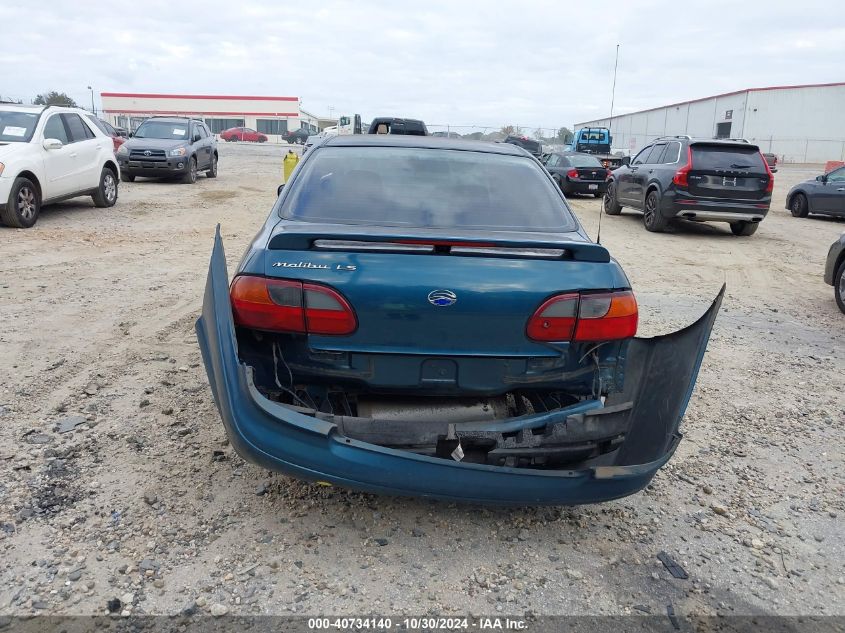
[206,153,218,178]
[790,193,809,218]
[92,167,119,208]
[122,173,135,182]
[1,176,40,228]
[835,260,845,314]
[259,136,267,143]
[603,182,622,215]
[182,157,198,184]
[730,221,759,236]
[642,190,666,232]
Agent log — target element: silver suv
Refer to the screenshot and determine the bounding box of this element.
[116,117,217,184]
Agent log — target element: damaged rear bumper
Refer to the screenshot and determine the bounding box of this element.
[196,228,723,505]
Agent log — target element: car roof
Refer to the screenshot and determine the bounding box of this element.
[143,116,198,123]
[321,134,528,156]
[0,103,43,114]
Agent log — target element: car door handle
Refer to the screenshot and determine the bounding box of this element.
[69,152,78,158]
[837,187,845,191]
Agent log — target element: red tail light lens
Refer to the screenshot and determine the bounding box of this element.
[526,293,578,341]
[573,291,638,342]
[303,283,357,334]
[567,169,579,179]
[230,276,356,335]
[230,276,305,332]
[527,290,638,342]
[760,151,774,193]
[673,146,693,187]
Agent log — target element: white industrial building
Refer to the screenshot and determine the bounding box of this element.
[575,82,845,163]
[100,92,321,141]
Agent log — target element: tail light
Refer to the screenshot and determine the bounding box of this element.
[567,169,579,179]
[527,290,638,342]
[573,291,638,341]
[230,276,356,335]
[526,293,578,341]
[673,146,693,187]
[760,151,774,193]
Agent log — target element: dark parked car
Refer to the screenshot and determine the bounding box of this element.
[285,129,313,144]
[825,233,845,313]
[503,135,542,158]
[117,117,217,183]
[544,152,610,197]
[786,166,845,219]
[762,152,778,172]
[195,134,723,505]
[220,127,267,143]
[604,136,773,235]
[368,117,428,136]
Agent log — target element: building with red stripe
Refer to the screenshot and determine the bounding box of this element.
[100,92,322,138]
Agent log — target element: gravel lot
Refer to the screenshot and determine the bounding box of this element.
[0,142,843,619]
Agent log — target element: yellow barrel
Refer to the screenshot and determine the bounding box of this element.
[283,150,299,183]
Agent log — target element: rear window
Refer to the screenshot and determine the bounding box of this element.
[566,154,603,167]
[282,146,576,232]
[691,144,765,171]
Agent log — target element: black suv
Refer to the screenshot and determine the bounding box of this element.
[117,117,217,184]
[503,135,542,158]
[367,117,428,136]
[604,136,773,235]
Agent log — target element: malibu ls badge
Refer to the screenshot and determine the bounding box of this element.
[272,261,357,272]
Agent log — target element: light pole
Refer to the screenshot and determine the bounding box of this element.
[87,86,95,115]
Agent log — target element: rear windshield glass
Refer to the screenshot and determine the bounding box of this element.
[566,154,603,167]
[282,146,576,232]
[0,110,38,142]
[134,121,189,140]
[692,145,765,171]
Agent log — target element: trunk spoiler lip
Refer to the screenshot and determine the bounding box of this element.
[268,226,610,263]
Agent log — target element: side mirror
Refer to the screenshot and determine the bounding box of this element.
[816,175,827,182]
[621,156,631,166]
[129,132,134,137]
[277,184,285,196]
[193,135,201,143]
[42,138,63,150]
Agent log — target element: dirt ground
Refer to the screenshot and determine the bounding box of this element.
[0,143,843,619]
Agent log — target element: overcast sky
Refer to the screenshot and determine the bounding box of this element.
[1,0,843,132]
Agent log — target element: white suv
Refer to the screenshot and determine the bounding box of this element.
[0,104,120,228]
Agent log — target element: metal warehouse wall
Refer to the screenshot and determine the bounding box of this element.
[577,84,845,163]
[742,85,845,162]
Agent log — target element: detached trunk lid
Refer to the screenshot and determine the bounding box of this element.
[687,143,770,200]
